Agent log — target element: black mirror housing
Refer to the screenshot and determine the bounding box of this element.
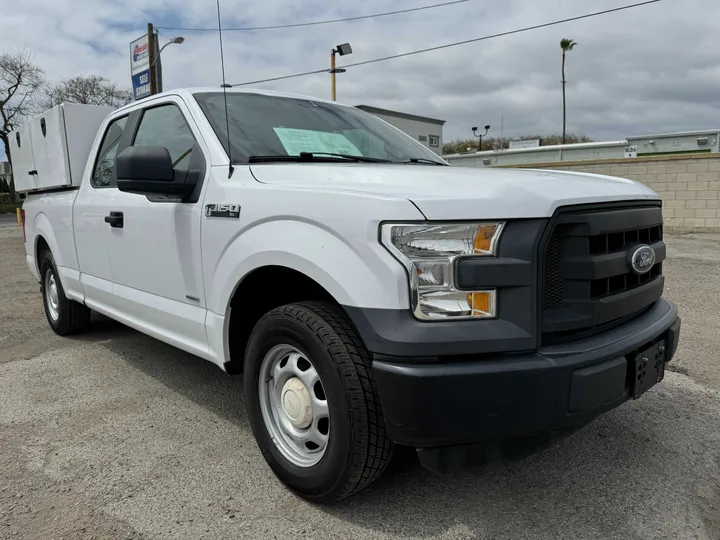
[116,146,195,198]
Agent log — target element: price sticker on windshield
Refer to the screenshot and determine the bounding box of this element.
[273,127,362,157]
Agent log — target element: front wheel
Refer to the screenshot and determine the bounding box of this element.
[244,302,393,502]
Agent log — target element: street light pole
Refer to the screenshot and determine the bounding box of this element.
[472,125,491,151]
[150,35,185,95]
[331,49,337,101]
[330,43,352,101]
[152,37,185,67]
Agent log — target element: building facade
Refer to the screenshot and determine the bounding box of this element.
[355,105,445,156]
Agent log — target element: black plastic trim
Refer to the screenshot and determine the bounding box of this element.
[558,205,663,236]
[562,241,665,280]
[372,299,679,447]
[344,305,535,357]
[543,277,665,333]
[455,257,532,288]
[537,200,664,343]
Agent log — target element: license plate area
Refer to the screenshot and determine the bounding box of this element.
[632,340,666,399]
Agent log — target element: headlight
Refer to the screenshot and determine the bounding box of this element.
[381,222,504,320]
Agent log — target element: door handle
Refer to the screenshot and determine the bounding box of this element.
[28,170,38,176]
[104,211,124,228]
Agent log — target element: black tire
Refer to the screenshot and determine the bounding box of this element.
[244,301,394,502]
[39,250,91,336]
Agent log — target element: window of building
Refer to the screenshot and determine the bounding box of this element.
[429,135,440,148]
[418,135,428,142]
[91,116,128,188]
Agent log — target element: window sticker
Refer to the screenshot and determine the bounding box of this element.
[273,127,362,156]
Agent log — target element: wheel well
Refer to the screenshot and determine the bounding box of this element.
[225,266,337,374]
[36,236,50,266]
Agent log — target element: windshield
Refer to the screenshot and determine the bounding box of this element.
[193,92,445,165]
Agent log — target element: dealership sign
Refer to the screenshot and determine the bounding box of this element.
[130,34,151,100]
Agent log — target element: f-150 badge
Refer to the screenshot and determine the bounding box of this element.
[205,204,240,218]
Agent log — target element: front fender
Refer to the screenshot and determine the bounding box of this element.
[207,219,411,316]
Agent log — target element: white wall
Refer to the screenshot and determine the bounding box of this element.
[370,113,444,155]
[445,141,628,168]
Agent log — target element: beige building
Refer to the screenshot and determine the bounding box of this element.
[356,105,445,156]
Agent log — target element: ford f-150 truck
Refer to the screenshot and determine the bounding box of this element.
[15,88,681,502]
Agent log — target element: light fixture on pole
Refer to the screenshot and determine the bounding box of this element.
[150,36,184,94]
[152,36,185,67]
[472,125,491,151]
[330,43,352,101]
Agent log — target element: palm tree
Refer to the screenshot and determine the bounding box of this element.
[560,38,577,145]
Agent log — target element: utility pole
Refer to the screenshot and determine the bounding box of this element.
[329,43,352,101]
[330,50,337,101]
[148,22,158,95]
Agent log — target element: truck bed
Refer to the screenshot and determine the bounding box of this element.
[23,190,81,299]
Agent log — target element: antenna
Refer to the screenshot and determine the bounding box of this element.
[216,0,234,178]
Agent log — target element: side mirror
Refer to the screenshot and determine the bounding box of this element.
[116,146,195,198]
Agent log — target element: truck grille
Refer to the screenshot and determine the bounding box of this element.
[540,202,666,346]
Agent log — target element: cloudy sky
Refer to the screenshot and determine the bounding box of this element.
[1,0,718,153]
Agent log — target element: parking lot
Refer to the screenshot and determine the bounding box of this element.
[0,226,718,540]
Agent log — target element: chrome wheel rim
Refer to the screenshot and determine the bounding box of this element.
[45,271,60,322]
[258,344,330,468]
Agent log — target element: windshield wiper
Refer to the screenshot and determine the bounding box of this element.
[396,157,447,166]
[301,152,392,163]
[248,152,392,164]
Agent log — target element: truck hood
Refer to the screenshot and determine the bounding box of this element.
[249,164,658,220]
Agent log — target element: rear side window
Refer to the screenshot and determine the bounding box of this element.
[132,105,196,171]
[91,116,128,188]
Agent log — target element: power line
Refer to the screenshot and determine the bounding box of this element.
[233,68,332,87]
[342,0,661,69]
[157,0,469,32]
[230,0,661,87]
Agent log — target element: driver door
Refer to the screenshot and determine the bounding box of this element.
[104,98,210,357]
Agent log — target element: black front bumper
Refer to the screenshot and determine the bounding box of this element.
[372,299,680,454]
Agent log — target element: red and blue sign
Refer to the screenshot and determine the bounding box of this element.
[133,42,149,64]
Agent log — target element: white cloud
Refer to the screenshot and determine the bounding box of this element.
[1,0,718,155]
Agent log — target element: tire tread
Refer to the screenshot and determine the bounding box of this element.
[259,301,394,500]
[40,251,91,336]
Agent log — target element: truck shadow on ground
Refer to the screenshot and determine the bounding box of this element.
[92,320,718,539]
[95,317,246,428]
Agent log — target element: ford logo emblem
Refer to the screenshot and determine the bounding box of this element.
[630,245,656,275]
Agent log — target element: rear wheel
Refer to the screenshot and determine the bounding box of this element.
[40,251,91,336]
[244,301,393,502]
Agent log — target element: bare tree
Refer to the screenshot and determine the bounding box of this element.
[43,75,132,109]
[0,49,45,202]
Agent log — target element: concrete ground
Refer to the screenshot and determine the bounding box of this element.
[0,226,718,540]
[0,213,18,229]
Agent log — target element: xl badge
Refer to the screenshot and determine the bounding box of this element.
[205,204,240,219]
[630,245,656,275]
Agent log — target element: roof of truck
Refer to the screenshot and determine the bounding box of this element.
[117,87,345,114]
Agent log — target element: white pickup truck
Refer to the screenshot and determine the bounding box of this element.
[15,88,681,502]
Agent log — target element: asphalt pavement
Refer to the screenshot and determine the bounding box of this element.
[0,213,18,229]
[0,227,718,540]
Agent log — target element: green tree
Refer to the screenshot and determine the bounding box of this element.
[560,38,578,145]
[0,178,8,192]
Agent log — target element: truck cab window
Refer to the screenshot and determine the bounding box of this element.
[132,104,196,170]
[91,116,128,188]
